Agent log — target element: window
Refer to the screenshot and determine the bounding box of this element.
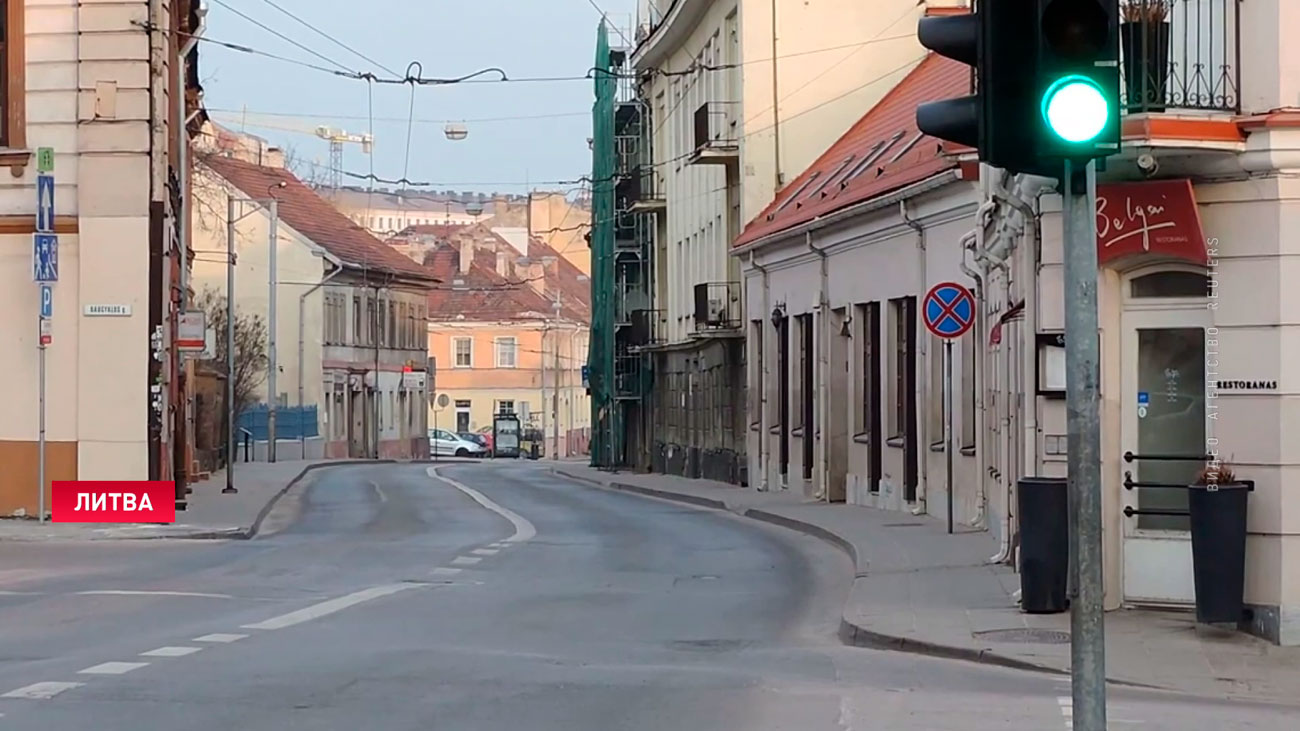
[496,400,515,414]
[961,328,976,450]
[749,320,763,428]
[453,337,473,367]
[857,302,883,493]
[495,336,518,368]
[1,1,26,151]
[889,297,915,439]
[792,316,806,430]
[1130,270,1210,298]
[889,296,919,501]
[352,294,362,345]
[387,301,396,347]
[929,333,944,448]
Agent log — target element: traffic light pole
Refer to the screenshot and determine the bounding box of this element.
[1061,158,1106,731]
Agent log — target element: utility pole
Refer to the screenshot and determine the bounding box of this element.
[1063,160,1106,731]
[224,197,239,493]
[267,199,279,462]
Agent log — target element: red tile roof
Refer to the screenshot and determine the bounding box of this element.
[422,238,590,324]
[202,154,436,281]
[734,54,970,249]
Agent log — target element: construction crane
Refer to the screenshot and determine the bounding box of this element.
[315,126,374,191]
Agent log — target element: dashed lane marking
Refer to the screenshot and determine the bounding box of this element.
[240,583,424,631]
[430,567,462,576]
[471,548,499,556]
[76,590,233,599]
[1,682,84,700]
[79,662,149,676]
[450,556,482,566]
[140,646,202,658]
[192,633,247,643]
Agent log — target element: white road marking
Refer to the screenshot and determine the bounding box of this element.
[1057,696,1142,726]
[471,548,499,556]
[451,556,482,566]
[193,633,247,643]
[76,590,233,599]
[140,646,202,658]
[430,567,462,576]
[1,682,84,699]
[79,662,149,675]
[369,480,388,504]
[240,583,422,631]
[429,467,536,543]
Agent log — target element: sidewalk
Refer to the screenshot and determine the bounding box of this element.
[1,459,357,541]
[552,463,1300,705]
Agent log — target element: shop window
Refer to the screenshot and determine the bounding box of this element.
[961,331,976,450]
[1130,270,1209,298]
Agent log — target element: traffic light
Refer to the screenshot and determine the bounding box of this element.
[1035,0,1120,160]
[915,1,1120,176]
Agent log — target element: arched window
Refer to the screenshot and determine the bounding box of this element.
[1129,270,1209,299]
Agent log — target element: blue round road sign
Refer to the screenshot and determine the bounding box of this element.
[923,282,975,339]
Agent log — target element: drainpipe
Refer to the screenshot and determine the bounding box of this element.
[807,232,830,502]
[298,251,345,421]
[958,230,986,529]
[900,201,927,515]
[749,250,771,491]
[1022,192,1044,479]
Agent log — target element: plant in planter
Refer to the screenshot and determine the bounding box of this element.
[1187,458,1253,625]
[1120,1,1172,112]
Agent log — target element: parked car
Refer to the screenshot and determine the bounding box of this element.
[458,432,491,451]
[428,428,486,457]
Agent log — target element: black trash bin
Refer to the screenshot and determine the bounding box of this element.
[1188,482,1251,624]
[1017,477,1069,614]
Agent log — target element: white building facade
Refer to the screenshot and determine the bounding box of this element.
[737,2,1300,645]
[625,0,960,482]
[0,0,196,514]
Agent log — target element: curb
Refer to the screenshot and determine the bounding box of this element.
[552,468,730,511]
[550,467,1172,691]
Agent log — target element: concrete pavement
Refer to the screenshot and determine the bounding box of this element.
[552,462,1300,706]
[0,461,1292,729]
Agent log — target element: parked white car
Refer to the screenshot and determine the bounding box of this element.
[428,428,486,457]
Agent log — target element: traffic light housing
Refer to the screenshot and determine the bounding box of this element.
[1035,0,1120,160]
[916,1,1120,176]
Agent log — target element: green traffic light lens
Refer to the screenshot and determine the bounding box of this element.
[1041,75,1108,143]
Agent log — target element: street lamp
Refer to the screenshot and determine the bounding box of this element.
[444,123,468,141]
[222,181,285,492]
[265,181,286,463]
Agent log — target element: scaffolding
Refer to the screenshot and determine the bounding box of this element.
[589,21,659,470]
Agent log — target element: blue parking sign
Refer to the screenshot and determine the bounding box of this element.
[40,284,53,319]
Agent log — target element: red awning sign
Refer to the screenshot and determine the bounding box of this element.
[1095,179,1207,266]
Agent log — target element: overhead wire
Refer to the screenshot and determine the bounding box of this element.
[253,0,404,78]
[208,0,358,74]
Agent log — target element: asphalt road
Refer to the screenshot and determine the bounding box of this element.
[0,462,1292,730]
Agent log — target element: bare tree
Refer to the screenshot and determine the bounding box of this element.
[281,143,329,189]
[195,287,269,429]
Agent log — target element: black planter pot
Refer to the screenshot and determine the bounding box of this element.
[1187,481,1252,625]
[1120,21,1170,112]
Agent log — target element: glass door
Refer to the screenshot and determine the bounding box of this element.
[1120,304,1209,606]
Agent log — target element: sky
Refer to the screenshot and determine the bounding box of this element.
[200,0,638,196]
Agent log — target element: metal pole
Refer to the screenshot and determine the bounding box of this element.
[224,197,238,493]
[540,324,548,453]
[1063,158,1106,731]
[267,199,279,462]
[38,333,46,522]
[944,338,954,535]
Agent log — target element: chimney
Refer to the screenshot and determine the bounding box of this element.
[263,146,286,169]
[496,251,510,277]
[527,261,546,296]
[458,238,474,274]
